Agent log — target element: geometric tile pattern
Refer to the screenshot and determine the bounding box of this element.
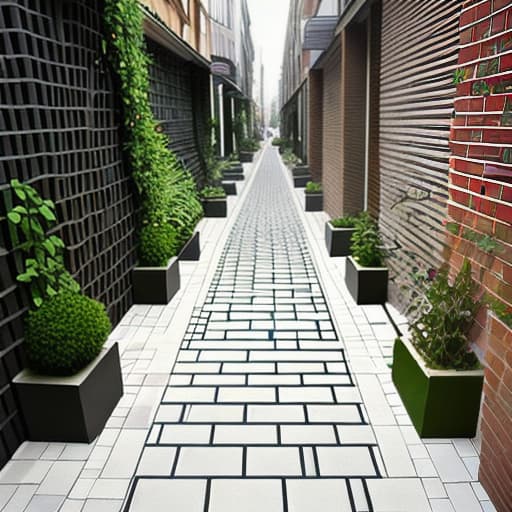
[126,149,380,510]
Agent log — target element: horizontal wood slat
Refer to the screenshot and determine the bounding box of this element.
[378,0,462,310]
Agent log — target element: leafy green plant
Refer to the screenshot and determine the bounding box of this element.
[104,0,203,264]
[25,291,111,376]
[305,181,322,193]
[282,148,301,167]
[472,80,490,96]
[330,215,359,228]
[201,186,226,199]
[486,294,512,329]
[272,137,291,151]
[7,180,80,307]
[239,138,259,152]
[410,259,480,370]
[452,68,466,85]
[462,228,500,254]
[139,223,179,267]
[350,211,385,267]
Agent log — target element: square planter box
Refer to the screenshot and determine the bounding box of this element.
[132,257,180,304]
[392,337,484,437]
[222,182,237,196]
[222,170,245,181]
[292,165,310,177]
[305,192,323,211]
[345,255,388,304]
[229,163,243,172]
[13,343,123,443]
[294,175,310,188]
[239,151,254,162]
[325,222,355,257]
[178,231,200,261]
[202,197,227,218]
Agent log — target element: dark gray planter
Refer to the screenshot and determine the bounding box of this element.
[305,192,323,211]
[229,164,243,172]
[13,343,123,443]
[292,165,310,177]
[203,197,227,218]
[345,255,388,304]
[222,170,245,181]
[239,151,254,162]
[325,222,356,257]
[294,175,310,188]
[222,182,237,196]
[132,257,180,304]
[178,231,200,261]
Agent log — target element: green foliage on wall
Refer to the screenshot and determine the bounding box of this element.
[103,0,203,266]
[7,180,80,307]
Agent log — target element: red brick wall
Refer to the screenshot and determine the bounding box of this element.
[448,2,512,510]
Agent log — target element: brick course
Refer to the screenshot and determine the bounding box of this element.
[447,2,512,510]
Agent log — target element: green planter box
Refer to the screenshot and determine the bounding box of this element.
[392,337,484,438]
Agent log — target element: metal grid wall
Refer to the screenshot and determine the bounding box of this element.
[0,0,137,466]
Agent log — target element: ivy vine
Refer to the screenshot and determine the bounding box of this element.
[103,0,203,265]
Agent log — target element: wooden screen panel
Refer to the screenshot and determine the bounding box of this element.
[378,0,463,309]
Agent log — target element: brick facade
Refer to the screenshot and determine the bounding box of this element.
[447,2,512,510]
[322,39,344,218]
[308,69,324,183]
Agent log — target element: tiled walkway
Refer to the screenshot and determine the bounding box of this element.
[0,145,496,511]
[127,148,379,511]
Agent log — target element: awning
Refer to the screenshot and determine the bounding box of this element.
[303,16,339,51]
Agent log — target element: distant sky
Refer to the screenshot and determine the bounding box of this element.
[247,0,291,115]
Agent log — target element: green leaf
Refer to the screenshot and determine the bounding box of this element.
[33,296,43,308]
[39,205,56,222]
[13,186,26,200]
[16,273,33,283]
[49,235,65,249]
[43,239,56,256]
[46,285,57,297]
[7,211,21,224]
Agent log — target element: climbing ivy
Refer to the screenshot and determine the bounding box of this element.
[103,0,203,264]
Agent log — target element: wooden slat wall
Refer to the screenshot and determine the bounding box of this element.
[378,0,462,310]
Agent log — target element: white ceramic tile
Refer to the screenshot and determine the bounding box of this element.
[367,478,431,512]
[0,460,52,484]
[209,479,282,512]
[37,461,83,495]
[287,479,352,511]
[317,447,377,476]
[374,426,415,477]
[175,447,242,476]
[445,483,482,512]
[426,444,472,483]
[246,447,301,476]
[101,430,147,478]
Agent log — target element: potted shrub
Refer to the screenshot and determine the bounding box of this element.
[392,260,484,437]
[239,138,259,162]
[132,223,182,304]
[7,180,123,442]
[201,186,227,218]
[105,0,203,305]
[325,215,358,256]
[345,212,388,304]
[305,181,323,211]
[271,137,291,154]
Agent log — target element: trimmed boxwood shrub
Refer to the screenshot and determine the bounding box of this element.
[25,292,111,376]
[139,223,179,267]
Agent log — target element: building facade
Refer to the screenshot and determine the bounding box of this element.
[209,0,255,157]
[280,1,512,510]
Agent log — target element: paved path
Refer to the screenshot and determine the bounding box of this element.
[127,147,379,511]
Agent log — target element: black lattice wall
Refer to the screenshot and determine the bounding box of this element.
[0,0,137,466]
[147,37,210,183]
